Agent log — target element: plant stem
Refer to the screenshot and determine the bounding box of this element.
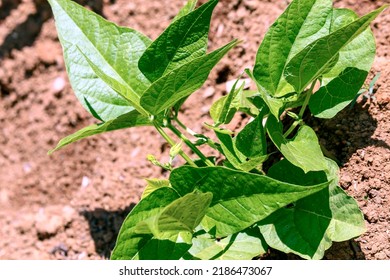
[299,80,317,118]
[153,122,197,167]
[283,80,317,138]
[283,120,300,138]
[175,117,198,137]
[174,116,219,148]
[168,124,214,167]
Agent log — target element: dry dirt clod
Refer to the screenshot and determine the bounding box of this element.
[35,212,64,238]
[34,206,76,238]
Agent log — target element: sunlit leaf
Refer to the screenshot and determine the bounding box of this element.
[48,0,151,120]
[259,159,365,259]
[170,166,329,236]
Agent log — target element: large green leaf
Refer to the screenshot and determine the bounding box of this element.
[254,0,333,97]
[259,159,365,259]
[210,80,243,126]
[112,188,212,260]
[48,0,151,120]
[77,47,148,116]
[214,113,268,172]
[321,9,376,82]
[170,166,329,237]
[111,187,180,260]
[48,111,152,154]
[215,131,245,169]
[309,9,376,118]
[266,115,327,172]
[185,227,267,260]
[285,5,387,94]
[235,114,267,158]
[139,0,217,82]
[141,179,170,199]
[215,131,267,172]
[136,192,212,238]
[130,236,192,260]
[309,67,368,118]
[140,40,238,115]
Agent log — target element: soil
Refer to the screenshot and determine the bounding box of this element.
[0,0,389,260]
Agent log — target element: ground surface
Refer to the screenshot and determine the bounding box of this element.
[0,0,389,260]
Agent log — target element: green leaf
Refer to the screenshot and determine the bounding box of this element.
[48,0,151,121]
[140,40,239,115]
[210,80,261,125]
[322,9,375,79]
[259,159,365,259]
[309,9,376,118]
[266,115,327,172]
[236,115,267,158]
[139,0,218,82]
[235,155,269,172]
[112,189,212,260]
[215,115,268,172]
[186,227,267,260]
[169,166,329,236]
[210,80,243,125]
[254,0,333,97]
[285,5,388,94]
[215,131,246,169]
[78,47,149,115]
[141,179,170,199]
[48,111,152,154]
[136,192,213,238]
[309,67,368,118]
[111,187,181,260]
[130,236,192,260]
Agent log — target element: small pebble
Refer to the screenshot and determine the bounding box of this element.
[202,87,215,98]
[81,176,90,189]
[375,252,387,260]
[52,77,66,93]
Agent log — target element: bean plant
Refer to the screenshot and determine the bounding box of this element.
[48,0,388,260]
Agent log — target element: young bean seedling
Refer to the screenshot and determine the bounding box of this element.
[48,0,388,259]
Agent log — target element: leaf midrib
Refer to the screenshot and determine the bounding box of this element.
[159,0,214,78]
[142,41,236,114]
[293,9,382,92]
[56,1,142,104]
[269,0,330,94]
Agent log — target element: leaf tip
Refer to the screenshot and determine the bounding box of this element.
[47,147,58,155]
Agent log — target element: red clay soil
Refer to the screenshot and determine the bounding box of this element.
[0,0,389,260]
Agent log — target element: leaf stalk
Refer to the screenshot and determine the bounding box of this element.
[153,122,197,167]
[168,123,214,167]
[299,80,317,118]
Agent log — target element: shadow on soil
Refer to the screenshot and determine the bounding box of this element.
[308,100,390,165]
[0,0,104,59]
[0,0,22,21]
[81,203,135,259]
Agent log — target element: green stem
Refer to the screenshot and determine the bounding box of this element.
[283,120,300,138]
[168,124,214,167]
[174,116,219,149]
[299,80,317,118]
[283,80,317,138]
[153,122,197,167]
[175,117,198,137]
